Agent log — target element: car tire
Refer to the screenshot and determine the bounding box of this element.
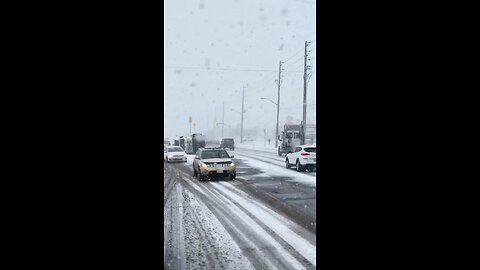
[307,166,314,172]
[285,159,291,169]
[296,160,304,172]
[193,166,197,177]
[230,173,236,180]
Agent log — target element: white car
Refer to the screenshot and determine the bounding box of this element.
[164,146,187,163]
[285,145,316,172]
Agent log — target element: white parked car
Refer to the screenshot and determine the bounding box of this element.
[164,146,187,163]
[285,145,316,172]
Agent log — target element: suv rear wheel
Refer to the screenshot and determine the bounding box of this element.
[296,160,304,172]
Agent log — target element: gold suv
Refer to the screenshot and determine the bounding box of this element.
[193,148,236,181]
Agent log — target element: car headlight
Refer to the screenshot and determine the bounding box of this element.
[168,155,173,158]
[201,162,208,168]
[230,161,235,166]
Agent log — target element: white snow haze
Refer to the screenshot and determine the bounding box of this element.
[164,0,316,140]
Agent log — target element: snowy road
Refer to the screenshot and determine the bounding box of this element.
[164,153,317,269]
[233,146,317,179]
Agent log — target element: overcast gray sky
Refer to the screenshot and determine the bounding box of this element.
[164,0,316,139]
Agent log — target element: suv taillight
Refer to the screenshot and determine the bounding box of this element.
[300,152,310,156]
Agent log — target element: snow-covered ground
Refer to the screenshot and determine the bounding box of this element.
[236,141,316,153]
[236,141,278,153]
[234,153,316,187]
[164,164,316,269]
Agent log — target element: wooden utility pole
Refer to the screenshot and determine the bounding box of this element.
[303,41,312,144]
[241,86,245,143]
[275,61,283,148]
[222,101,224,139]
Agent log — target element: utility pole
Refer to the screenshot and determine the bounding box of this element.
[275,61,283,148]
[241,86,245,143]
[189,116,192,134]
[303,41,313,145]
[264,128,267,147]
[222,101,225,139]
[214,106,217,140]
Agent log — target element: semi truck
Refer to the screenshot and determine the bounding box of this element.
[184,136,194,154]
[192,133,205,153]
[174,136,185,150]
[277,124,303,156]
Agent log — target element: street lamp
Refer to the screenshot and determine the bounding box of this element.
[260,97,280,148]
[260,97,277,106]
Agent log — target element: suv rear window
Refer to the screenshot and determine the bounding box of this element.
[304,147,316,153]
[201,150,230,159]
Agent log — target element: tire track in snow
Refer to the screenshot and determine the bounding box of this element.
[164,166,179,207]
[164,184,186,269]
[178,175,312,269]
[165,171,252,269]
[217,181,316,247]
[177,176,271,269]
[180,186,225,269]
[170,160,317,235]
[208,182,316,269]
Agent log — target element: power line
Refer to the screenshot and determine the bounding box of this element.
[282,55,304,70]
[294,0,315,4]
[283,48,304,63]
[165,66,278,72]
[284,60,306,73]
[255,74,279,93]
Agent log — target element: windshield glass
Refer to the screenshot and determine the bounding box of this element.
[168,147,184,152]
[201,150,230,159]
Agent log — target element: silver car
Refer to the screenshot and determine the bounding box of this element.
[164,146,187,163]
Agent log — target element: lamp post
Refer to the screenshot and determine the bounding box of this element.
[260,97,279,148]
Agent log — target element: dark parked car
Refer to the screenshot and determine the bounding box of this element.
[220,138,235,150]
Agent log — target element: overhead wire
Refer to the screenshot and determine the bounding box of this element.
[164,66,278,72]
